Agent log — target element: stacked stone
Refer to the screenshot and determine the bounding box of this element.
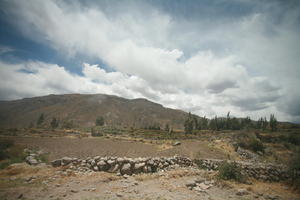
[195,159,289,182]
[51,156,194,175]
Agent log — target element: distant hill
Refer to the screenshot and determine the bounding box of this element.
[0,94,189,129]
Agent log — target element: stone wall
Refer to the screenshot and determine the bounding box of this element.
[195,159,289,182]
[51,156,290,182]
[51,156,194,175]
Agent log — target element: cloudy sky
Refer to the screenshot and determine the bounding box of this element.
[0,0,299,122]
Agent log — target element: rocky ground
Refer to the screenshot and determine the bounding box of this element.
[0,162,299,200]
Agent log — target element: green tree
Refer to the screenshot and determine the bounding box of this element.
[164,123,170,132]
[184,112,194,135]
[210,116,219,130]
[50,117,59,129]
[201,116,208,130]
[226,111,231,130]
[95,116,104,126]
[36,113,44,127]
[270,114,278,132]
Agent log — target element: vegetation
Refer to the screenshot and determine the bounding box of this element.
[95,116,104,126]
[62,120,74,129]
[236,134,265,153]
[288,152,300,189]
[91,127,103,137]
[36,113,45,127]
[218,161,245,182]
[184,112,194,134]
[0,139,26,169]
[50,117,59,129]
[270,114,278,132]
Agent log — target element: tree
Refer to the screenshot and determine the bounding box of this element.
[270,114,278,132]
[226,112,231,130]
[164,123,170,132]
[201,116,208,130]
[50,117,59,129]
[262,117,268,130]
[95,116,104,126]
[209,116,219,130]
[184,112,194,135]
[36,113,44,127]
[241,116,252,129]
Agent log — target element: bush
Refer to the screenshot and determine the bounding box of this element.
[91,127,103,137]
[237,134,264,153]
[0,139,14,160]
[95,116,104,126]
[288,152,300,189]
[248,138,264,153]
[218,161,245,182]
[288,132,300,146]
[0,139,26,169]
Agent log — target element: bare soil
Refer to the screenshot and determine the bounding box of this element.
[0,163,299,200]
[6,136,229,161]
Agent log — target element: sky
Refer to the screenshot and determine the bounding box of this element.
[0,0,299,122]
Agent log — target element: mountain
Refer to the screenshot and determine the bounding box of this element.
[0,94,189,129]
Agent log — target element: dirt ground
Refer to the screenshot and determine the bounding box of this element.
[7,136,229,161]
[0,163,299,200]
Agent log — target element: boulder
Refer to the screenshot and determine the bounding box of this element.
[173,141,181,146]
[62,157,73,165]
[97,160,108,171]
[51,159,62,167]
[26,156,38,165]
[236,189,249,196]
[121,163,132,175]
[108,164,120,173]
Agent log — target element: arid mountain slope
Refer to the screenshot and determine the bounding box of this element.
[0,94,188,128]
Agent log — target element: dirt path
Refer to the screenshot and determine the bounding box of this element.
[6,136,228,160]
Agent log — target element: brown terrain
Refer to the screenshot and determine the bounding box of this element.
[0,94,299,200]
[0,94,188,129]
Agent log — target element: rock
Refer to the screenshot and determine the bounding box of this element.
[62,157,73,165]
[121,163,132,175]
[194,178,205,183]
[107,159,115,165]
[71,189,79,193]
[93,166,99,171]
[133,162,145,173]
[198,183,211,190]
[173,141,181,146]
[116,193,123,197]
[51,159,62,167]
[97,160,108,171]
[185,181,196,188]
[26,156,38,165]
[236,189,249,196]
[109,164,120,173]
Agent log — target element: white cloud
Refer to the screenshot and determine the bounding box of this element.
[1,0,299,122]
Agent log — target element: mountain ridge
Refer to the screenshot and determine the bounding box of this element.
[0,93,188,129]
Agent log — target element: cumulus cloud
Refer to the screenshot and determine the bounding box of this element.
[0,0,299,122]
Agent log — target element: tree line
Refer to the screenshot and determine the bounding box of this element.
[184,112,278,134]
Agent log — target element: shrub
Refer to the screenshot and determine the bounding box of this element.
[91,127,103,137]
[0,139,14,160]
[0,139,26,169]
[218,161,245,182]
[288,132,300,146]
[95,116,104,126]
[248,138,264,153]
[288,152,300,189]
[237,134,264,153]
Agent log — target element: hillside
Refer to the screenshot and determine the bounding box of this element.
[0,94,188,129]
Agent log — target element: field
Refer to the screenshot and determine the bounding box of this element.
[0,128,299,200]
